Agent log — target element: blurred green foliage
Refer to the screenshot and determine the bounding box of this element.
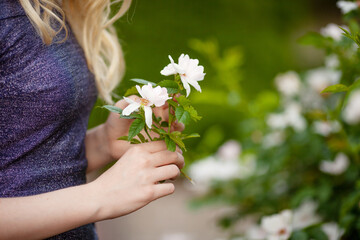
[89,0,340,163]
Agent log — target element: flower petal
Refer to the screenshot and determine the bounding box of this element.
[144,106,153,129]
[169,55,185,74]
[122,102,141,116]
[181,75,191,97]
[160,63,177,76]
[123,96,135,104]
[188,79,202,93]
[136,85,145,99]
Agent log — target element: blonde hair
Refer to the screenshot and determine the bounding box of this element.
[19,0,132,103]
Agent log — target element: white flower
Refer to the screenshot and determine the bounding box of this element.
[306,68,341,93]
[217,140,242,161]
[337,1,358,14]
[343,90,360,124]
[313,121,341,137]
[261,210,293,240]
[320,24,348,41]
[275,71,301,97]
[122,83,171,128]
[320,152,349,175]
[160,54,205,97]
[262,131,285,149]
[321,222,344,240]
[325,54,340,68]
[245,225,267,240]
[189,156,241,186]
[292,200,321,230]
[267,103,307,132]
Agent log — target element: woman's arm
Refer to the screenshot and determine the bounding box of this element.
[0,141,184,240]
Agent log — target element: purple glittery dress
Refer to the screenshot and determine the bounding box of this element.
[0,1,99,239]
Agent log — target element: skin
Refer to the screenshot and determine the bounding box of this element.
[0,97,185,240]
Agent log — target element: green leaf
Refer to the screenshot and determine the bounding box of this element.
[102,105,123,114]
[158,80,179,94]
[159,128,168,135]
[165,135,176,152]
[175,106,191,125]
[117,136,128,141]
[340,191,360,218]
[182,133,200,139]
[176,95,191,107]
[340,27,360,47]
[130,78,156,86]
[128,119,145,141]
[169,132,186,150]
[160,121,169,128]
[291,231,308,240]
[102,105,141,119]
[124,86,138,96]
[167,99,178,108]
[171,131,182,136]
[297,32,328,48]
[308,228,328,240]
[119,114,138,119]
[184,105,202,121]
[321,84,349,94]
[130,138,141,144]
[137,133,147,143]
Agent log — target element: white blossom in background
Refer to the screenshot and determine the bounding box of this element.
[321,222,344,240]
[217,140,242,161]
[343,90,360,124]
[313,121,341,137]
[267,103,307,132]
[160,54,205,97]
[320,23,348,41]
[299,86,324,111]
[320,152,350,175]
[337,1,359,14]
[275,71,301,97]
[189,142,256,191]
[292,200,321,230]
[262,131,286,149]
[325,54,340,68]
[188,156,241,189]
[160,233,193,240]
[261,210,293,240]
[306,68,341,93]
[245,225,267,240]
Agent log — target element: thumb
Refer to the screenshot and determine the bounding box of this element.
[105,95,140,140]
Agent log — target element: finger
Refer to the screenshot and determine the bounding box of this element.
[140,141,168,153]
[151,150,184,169]
[114,95,140,110]
[151,183,175,200]
[172,122,185,132]
[152,164,180,182]
[153,104,169,122]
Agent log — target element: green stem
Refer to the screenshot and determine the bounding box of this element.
[168,94,174,134]
[144,125,153,141]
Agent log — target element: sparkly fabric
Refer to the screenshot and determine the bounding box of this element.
[0,1,98,239]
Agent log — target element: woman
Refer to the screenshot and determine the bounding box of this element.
[0,0,184,239]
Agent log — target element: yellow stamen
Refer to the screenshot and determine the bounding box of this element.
[140,98,150,106]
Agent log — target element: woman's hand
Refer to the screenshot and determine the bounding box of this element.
[104,96,185,160]
[90,141,184,220]
[86,96,184,173]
